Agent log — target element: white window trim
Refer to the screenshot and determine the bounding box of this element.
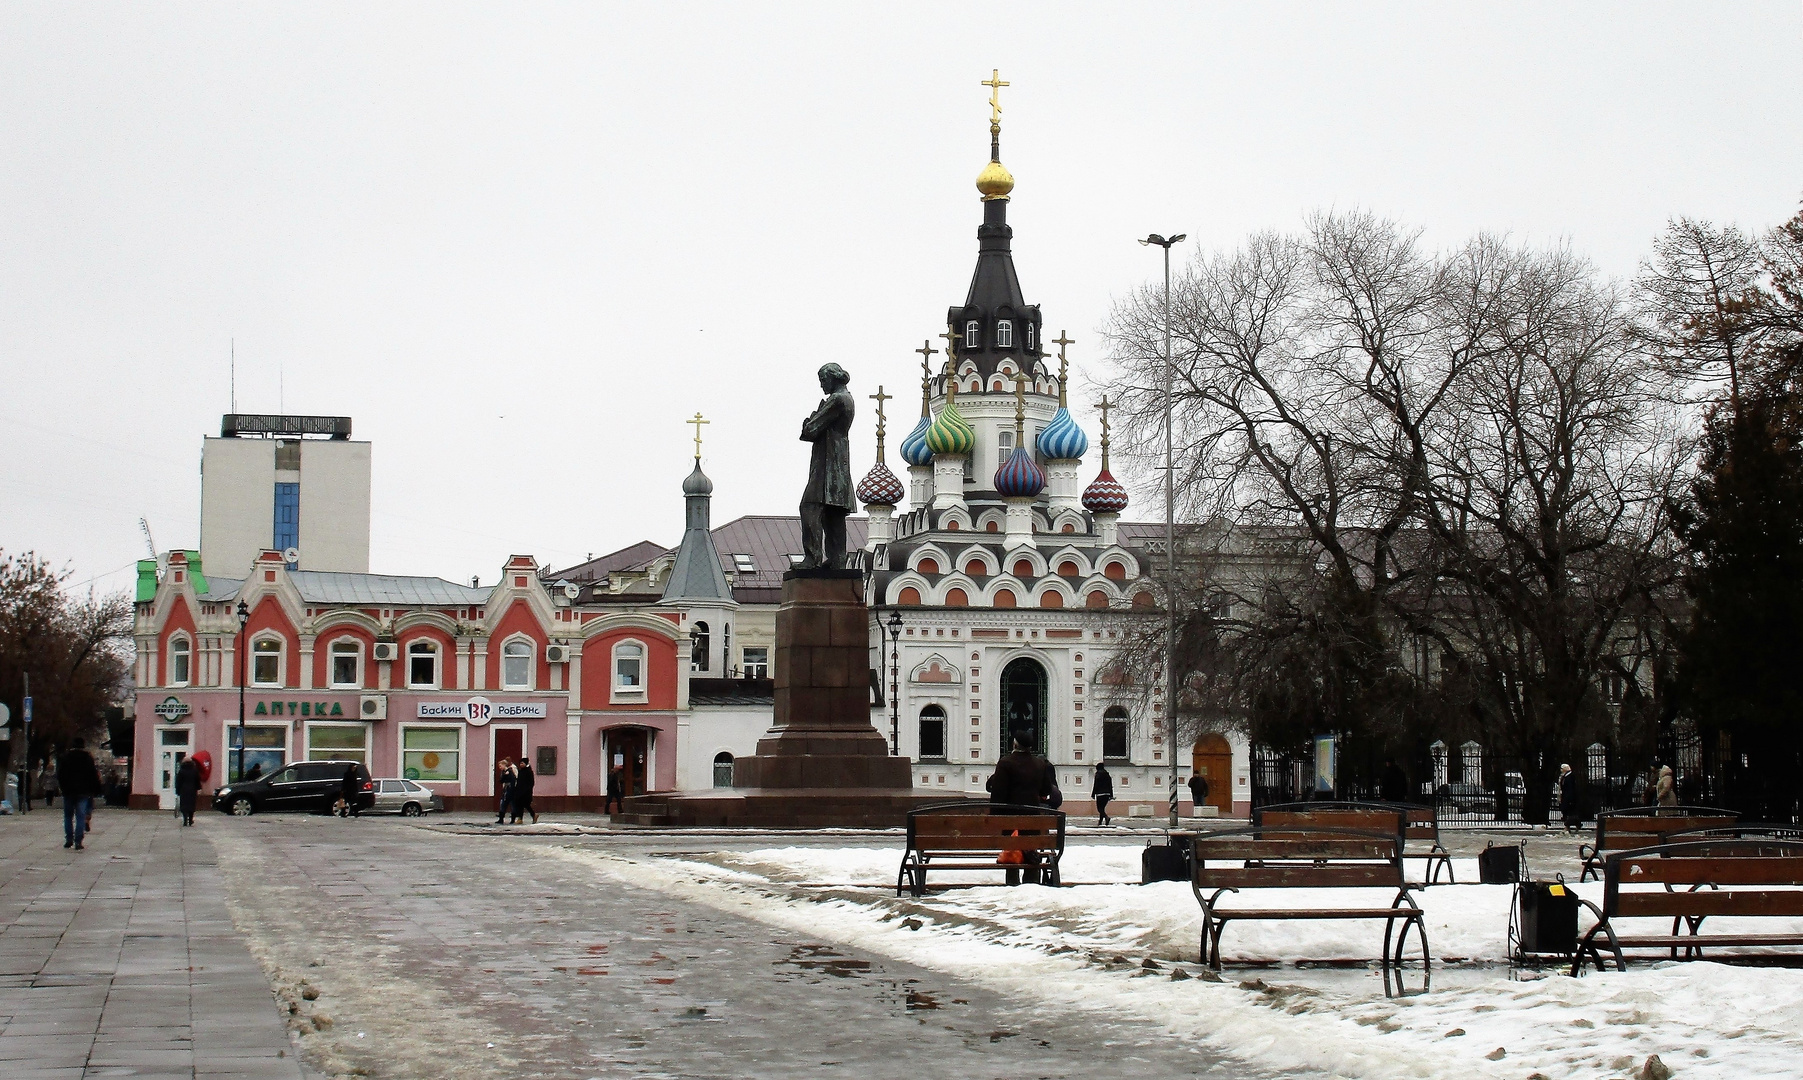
[303,720,371,764]
[405,638,441,690]
[399,722,466,787]
[1025,323,1035,350]
[250,633,286,688]
[327,636,363,689]
[741,646,770,680]
[612,638,648,701]
[964,320,980,348]
[996,320,1013,348]
[168,633,193,687]
[500,634,537,691]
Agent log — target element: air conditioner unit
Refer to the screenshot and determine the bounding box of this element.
[545,643,572,664]
[371,642,398,662]
[359,693,387,720]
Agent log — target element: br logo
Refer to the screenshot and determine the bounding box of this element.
[465,696,493,725]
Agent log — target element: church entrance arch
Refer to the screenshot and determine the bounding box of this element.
[1191,732,1233,814]
[1000,657,1049,756]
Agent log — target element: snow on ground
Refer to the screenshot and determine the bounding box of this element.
[546,842,1803,1080]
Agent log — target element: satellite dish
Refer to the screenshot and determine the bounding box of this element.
[563,583,580,600]
[283,547,301,565]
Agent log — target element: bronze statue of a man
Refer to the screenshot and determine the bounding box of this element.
[798,363,855,570]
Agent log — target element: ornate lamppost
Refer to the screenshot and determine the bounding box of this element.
[234,599,249,782]
[1141,231,1186,826]
[887,610,904,756]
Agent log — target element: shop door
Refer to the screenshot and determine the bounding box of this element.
[1191,733,1234,813]
[157,728,191,810]
[494,728,525,774]
[608,730,650,797]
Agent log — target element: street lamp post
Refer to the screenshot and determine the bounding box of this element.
[886,610,904,756]
[1141,231,1186,827]
[234,599,249,784]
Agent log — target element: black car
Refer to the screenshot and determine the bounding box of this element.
[214,760,374,816]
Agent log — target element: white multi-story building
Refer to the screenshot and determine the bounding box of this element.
[200,414,371,574]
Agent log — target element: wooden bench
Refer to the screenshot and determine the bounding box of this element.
[1188,826,1430,969]
[1572,838,1803,973]
[897,803,1066,897]
[1254,801,1455,884]
[1577,806,1738,881]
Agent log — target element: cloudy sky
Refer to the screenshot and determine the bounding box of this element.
[3,3,1800,593]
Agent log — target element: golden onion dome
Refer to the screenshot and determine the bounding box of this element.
[976,158,1014,200]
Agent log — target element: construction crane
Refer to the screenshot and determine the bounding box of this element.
[139,518,157,559]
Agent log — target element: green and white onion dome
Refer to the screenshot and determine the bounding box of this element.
[924,399,976,456]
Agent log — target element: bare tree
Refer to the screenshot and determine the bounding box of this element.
[1636,217,1769,417]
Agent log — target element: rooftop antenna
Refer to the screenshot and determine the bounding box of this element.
[229,339,236,414]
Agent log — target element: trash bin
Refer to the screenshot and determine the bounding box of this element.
[1141,843,1189,883]
[1478,841,1523,884]
[1515,878,1580,957]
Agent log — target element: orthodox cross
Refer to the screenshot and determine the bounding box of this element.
[1012,372,1030,438]
[869,385,892,461]
[1050,331,1075,407]
[939,327,961,402]
[983,69,1009,125]
[1096,396,1113,466]
[687,412,709,459]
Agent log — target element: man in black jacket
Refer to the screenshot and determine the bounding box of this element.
[512,759,537,824]
[986,732,1053,885]
[57,738,102,850]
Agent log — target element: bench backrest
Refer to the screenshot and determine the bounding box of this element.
[1254,800,1437,842]
[1603,839,1803,919]
[1191,827,1404,891]
[1595,808,1738,853]
[907,803,1065,854]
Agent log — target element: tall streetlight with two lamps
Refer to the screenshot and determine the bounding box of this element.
[1140,231,1186,827]
[234,599,249,783]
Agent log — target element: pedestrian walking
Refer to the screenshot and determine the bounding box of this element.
[496,759,516,823]
[1091,762,1114,826]
[602,765,626,815]
[512,759,538,824]
[338,764,362,817]
[1188,772,1210,816]
[1656,765,1677,809]
[175,757,202,826]
[42,759,59,808]
[1557,763,1581,833]
[56,739,102,850]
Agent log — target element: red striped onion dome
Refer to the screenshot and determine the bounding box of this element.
[994,445,1047,498]
[856,460,906,506]
[1082,467,1129,513]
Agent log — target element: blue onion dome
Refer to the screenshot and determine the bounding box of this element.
[924,399,976,456]
[1036,407,1089,461]
[898,414,933,467]
[682,460,713,496]
[856,460,906,506]
[995,445,1047,498]
[1082,467,1129,513]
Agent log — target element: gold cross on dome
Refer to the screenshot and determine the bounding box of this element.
[915,340,937,381]
[940,326,959,362]
[983,69,1009,124]
[1012,372,1030,431]
[687,412,709,459]
[869,386,892,461]
[1097,395,1114,466]
[1050,331,1075,407]
[1050,331,1074,362]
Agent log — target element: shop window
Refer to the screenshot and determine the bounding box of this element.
[306,724,369,766]
[502,639,533,689]
[1103,708,1130,761]
[614,641,645,693]
[742,647,769,680]
[169,636,191,686]
[407,641,439,689]
[329,640,361,688]
[403,727,461,781]
[713,752,735,789]
[919,705,947,759]
[252,638,282,686]
[228,725,286,783]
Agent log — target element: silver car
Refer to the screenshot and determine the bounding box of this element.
[368,778,444,816]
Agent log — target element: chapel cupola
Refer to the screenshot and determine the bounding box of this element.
[946,69,1042,383]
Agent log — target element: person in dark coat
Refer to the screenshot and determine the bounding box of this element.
[1557,763,1581,833]
[339,764,362,817]
[797,363,856,570]
[57,739,102,850]
[512,759,537,824]
[1379,758,1409,804]
[986,732,1053,886]
[175,757,203,826]
[603,766,626,815]
[496,760,516,823]
[1091,762,1114,827]
[1188,772,1209,816]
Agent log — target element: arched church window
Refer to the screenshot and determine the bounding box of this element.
[1026,323,1036,350]
[918,706,947,759]
[997,428,1014,474]
[713,752,735,788]
[965,320,980,348]
[996,321,1013,348]
[897,587,922,606]
[690,621,710,672]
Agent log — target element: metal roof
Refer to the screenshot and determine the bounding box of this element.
[287,571,493,606]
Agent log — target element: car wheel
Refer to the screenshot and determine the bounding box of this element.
[228,798,254,817]
[402,803,422,817]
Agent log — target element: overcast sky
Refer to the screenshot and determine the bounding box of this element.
[3,3,1800,594]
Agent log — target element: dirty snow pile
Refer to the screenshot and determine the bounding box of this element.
[547,842,1803,1079]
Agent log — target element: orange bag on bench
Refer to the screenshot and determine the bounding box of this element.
[999,830,1025,864]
